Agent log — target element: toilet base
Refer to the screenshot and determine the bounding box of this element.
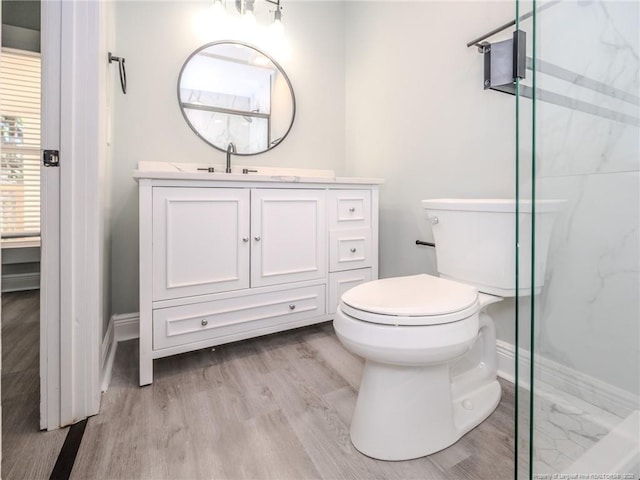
[350,361,501,461]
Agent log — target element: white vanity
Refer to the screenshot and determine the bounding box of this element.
[135,162,383,385]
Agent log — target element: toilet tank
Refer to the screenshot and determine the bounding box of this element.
[421,199,562,297]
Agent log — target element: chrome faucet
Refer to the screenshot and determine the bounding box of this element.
[226,142,236,173]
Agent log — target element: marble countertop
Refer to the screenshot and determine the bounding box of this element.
[133,162,384,185]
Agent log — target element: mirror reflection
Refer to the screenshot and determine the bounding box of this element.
[177,41,295,155]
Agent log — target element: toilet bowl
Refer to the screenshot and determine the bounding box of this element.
[334,274,502,461]
[333,198,561,461]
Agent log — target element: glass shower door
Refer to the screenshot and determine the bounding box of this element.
[516,0,640,478]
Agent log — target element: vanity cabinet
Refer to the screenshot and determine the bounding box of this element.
[136,167,381,386]
[152,187,325,300]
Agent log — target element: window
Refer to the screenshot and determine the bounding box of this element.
[1,48,41,243]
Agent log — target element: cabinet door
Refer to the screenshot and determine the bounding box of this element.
[251,189,326,287]
[153,187,250,301]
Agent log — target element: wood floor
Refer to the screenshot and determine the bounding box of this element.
[2,291,69,479]
[3,291,516,479]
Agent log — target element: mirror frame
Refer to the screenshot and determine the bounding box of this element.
[177,40,296,156]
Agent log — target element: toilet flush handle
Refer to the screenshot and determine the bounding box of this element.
[416,240,435,247]
[429,216,439,225]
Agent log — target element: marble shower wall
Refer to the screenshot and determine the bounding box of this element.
[530,0,639,402]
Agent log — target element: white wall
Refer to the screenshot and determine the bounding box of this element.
[110,1,346,314]
[344,1,518,343]
[101,1,116,336]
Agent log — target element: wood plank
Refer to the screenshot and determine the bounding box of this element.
[72,339,320,479]
[304,322,365,389]
[264,358,451,480]
[2,291,69,479]
[3,289,517,479]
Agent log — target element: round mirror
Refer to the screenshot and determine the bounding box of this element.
[177,41,296,155]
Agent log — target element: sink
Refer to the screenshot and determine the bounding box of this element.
[169,162,336,179]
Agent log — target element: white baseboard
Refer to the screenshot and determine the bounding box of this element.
[496,339,638,418]
[100,313,140,392]
[496,339,517,385]
[113,312,140,342]
[100,318,116,392]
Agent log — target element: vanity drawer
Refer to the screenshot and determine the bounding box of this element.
[329,228,372,272]
[328,190,371,228]
[328,268,372,314]
[153,284,326,350]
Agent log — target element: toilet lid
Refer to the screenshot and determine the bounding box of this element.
[340,274,479,326]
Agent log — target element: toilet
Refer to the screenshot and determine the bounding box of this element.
[333,198,561,461]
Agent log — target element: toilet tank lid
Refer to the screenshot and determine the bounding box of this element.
[341,274,478,317]
[422,198,564,213]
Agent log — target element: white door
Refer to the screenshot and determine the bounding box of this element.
[40,0,104,429]
[251,189,326,288]
[40,0,62,431]
[152,187,251,300]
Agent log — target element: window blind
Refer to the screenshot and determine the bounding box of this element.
[1,49,41,242]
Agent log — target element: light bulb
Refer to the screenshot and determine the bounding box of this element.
[241,8,256,29]
[269,9,284,38]
[211,0,225,17]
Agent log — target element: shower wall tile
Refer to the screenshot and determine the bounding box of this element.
[536,1,638,95]
[532,0,639,178]
[523,2,638,472]
[536,171,640,398]
[529,1,639,417]
[536,106,638,177]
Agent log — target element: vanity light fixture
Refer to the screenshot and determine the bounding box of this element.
[227,0,284,31]
[269,0,283,27]
[269,1,284,37]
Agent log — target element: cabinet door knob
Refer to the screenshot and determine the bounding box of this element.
[201,319,209,327]
[350,247,357,253]
[242,237,249,243]
[254,236,261,241]
[349,207,356,213]
[289,304,296,310]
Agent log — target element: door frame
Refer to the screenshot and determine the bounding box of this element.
[40,0,102,430]
[40,0,61,431]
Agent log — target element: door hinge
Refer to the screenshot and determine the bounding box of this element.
[43,149,60,167]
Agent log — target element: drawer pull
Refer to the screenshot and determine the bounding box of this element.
[349,207,356,212]
[350,248,357,253]
[201,319,208,327]
[289,304,296,310]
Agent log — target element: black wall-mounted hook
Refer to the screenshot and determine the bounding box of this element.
[108,52,127,94]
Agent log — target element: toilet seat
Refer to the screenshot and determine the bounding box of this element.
[340,274,479,326]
